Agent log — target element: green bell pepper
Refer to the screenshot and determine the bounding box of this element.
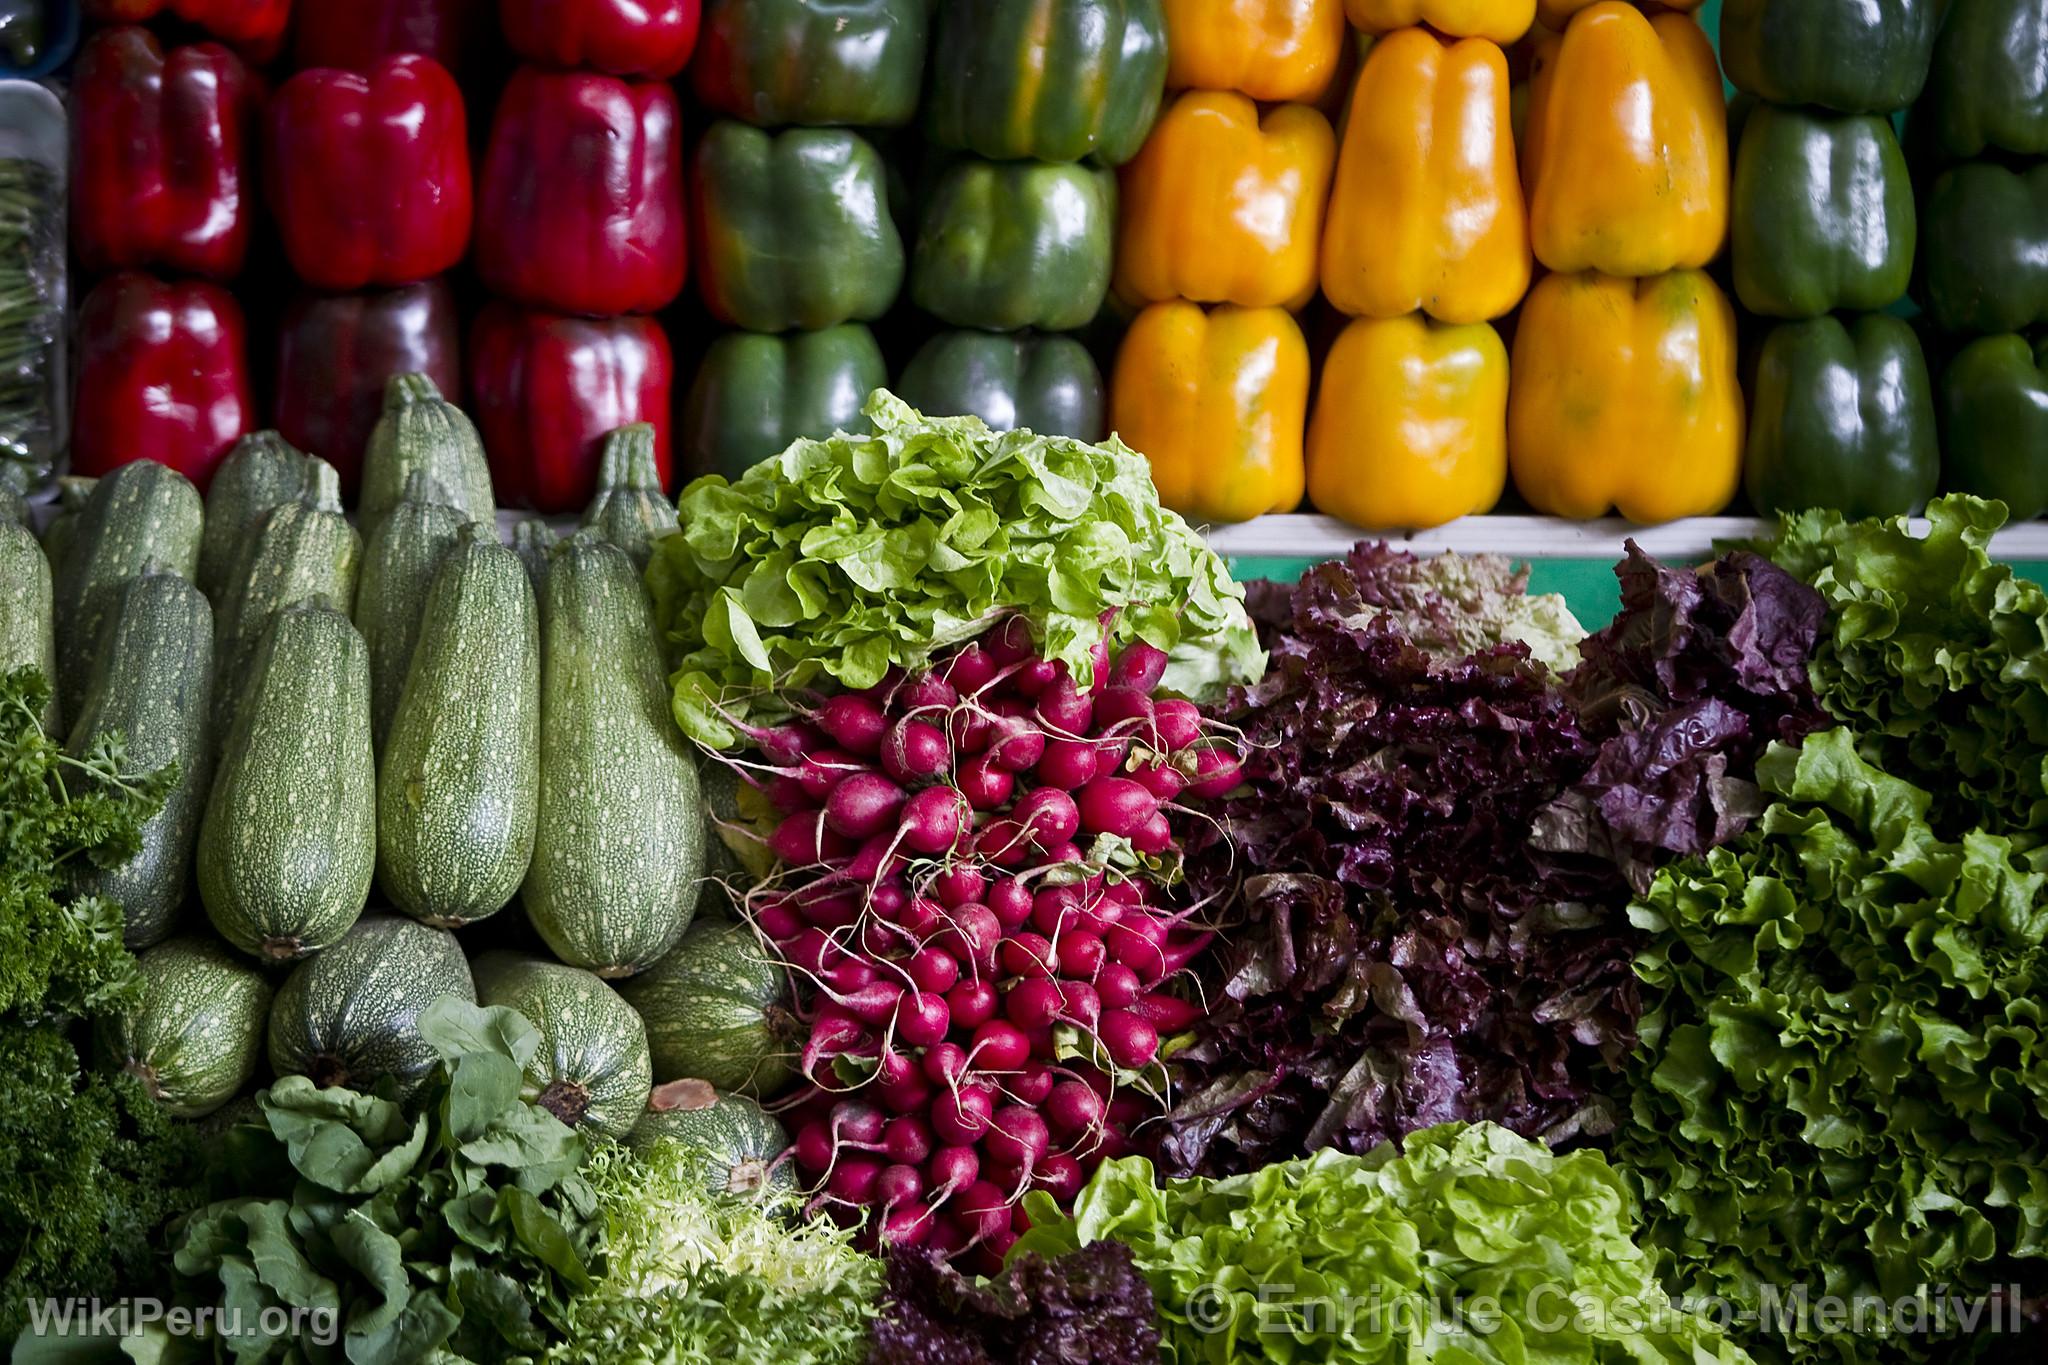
[1731,104,1915,320]
[926,0,1168,166]
[682,324,888,480]
[1941,333,2048,522]
[1720,0,1939,114]
[897,330,1106,441]
[1922,0,2048,159]
[691,0,929,129]
[1745,315,1938,519]
[1922,161,2048,337]
[910,158,1115,332]
[692,121,905,333]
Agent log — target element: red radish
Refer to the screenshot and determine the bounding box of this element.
[1106,1095,1150,1127]
[794,1120,837,1172]
[957,753,1014,809]
[1157,932,1214,978]
[946,978,998,1028]
[1034,1151,1086,1202]
[1108,640,1170,693]
[942,645,999,694]
[767,774,810,813]
[876,1049,919,1088]
[990,717,1046,772]
[983,1158,1026,1198]
[975,818,1031,867]
[882,1203,934,1246]
[1103,878,1145,906]
[1003,978,1062,1031]
[931,1083,995,1144]
[999,932,1057,980]
[1039,840,1085,867]
[1010,1061,1056,1107]
[860,668,904,701]
[988,878,1034,929]
[937,904,1002,973]
[1093,687,1155,735]
[1131,810,1172,856]
[896,672,958,714]
[881,719,951,785]
[831,1099,887,1146]
[921,1042,969,1088]
[1096,962,1142,1009]
[756,900,803,940]
[1013,657,1060,696]
[833,981,905,1027]
[829,1156,883,1203]
[800,891,861,929]
[796,748,861,803]
[1056,930,1105,978]
[1046,1080,1104,1135]
[896,991,951,1047]
[984,616,1036,666]
[900,785,969,855]
[1153,699,1203,750]
[950,705,994,754]
[747,722,821,766]
[968,1019,1031,1072]
[1060,981,1102,1028]
[860,917,911,958]
[883,1116,933,1165]
[1030,885,1084,936]
[906,946,959,993]
[843,834,904,884]
[802,1011,867,1076]
[771,810,854,865]
[928,1145,981,1198]
[1036,737,1098,790]
[1093,734,1131,771]
[1131,761,1186,802]
[886,895,946,939]
[1078,778,1159,838]
[952,1181,1011,1242]
[1187,745,1244,798]
[1036,677,1093,736]
[817,694,888,756]
[1100,1010,1161,1069]
[875,1163,925,1209]
[934,866,988,908]
[819,958,877,996]
[1014,788,1080,847]
[881,1071,935,1113]
[784,926,849,976]
[1134,992,1204,1032]
[825,771,907,840]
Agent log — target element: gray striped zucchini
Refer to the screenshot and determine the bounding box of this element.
[197,430,310,601]
[628,1079,793,1199]
[377,524,539,927]
[53,461,203,712]
[619,919,797,1097]
[101,936,272,1118]
[38,475,98,585]
[511,517,558,596]
[358,373,495,533]
[267,913,474,1094]
[0,520,55,730]
[0,482,25,526]
[579,423,675,571]
[198,602,375,962]
[353,470,464,752]
[472,951,653,1138]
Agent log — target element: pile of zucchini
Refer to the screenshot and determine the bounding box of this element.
[0,375,793,1169]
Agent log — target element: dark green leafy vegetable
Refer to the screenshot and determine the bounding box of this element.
[648,390,1261,748]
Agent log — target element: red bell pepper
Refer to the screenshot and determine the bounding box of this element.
[468,301,674,512]
[84,0,291,63]
[291,0,493,74]
[70,27,259,281]
[275,279,461,494]
[476,67,686,317]
[499,0,700,80]
[266,55,471,291]
[72,271,254,490]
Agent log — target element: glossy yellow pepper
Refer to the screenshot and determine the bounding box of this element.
[1112,301,1308,525]
[1508,269,1743,523]
[1523,3,1727,276]
[1320,27,1530,323]
[1345,0,1535,44]
[1308,314,1508,530]
[1535,0,1703,33]
[1164,0,1347,104]
[1118,92,1336,311]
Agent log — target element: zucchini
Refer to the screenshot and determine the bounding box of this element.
[580,423,675,571]
[628,1079,793,1199]
[353,471,464,752]
[525,533,704,977]
[0,483,25,526]
[198,431,310,601]
[53,461,203,714]
[0,520,55,730]
[66,570,216,949]
[211,458,361,742]
[377,523,539,927]
[511,517,558,596]
[39,475,98,585]
[101,936,272,1119]
[472,951,653,1138]
[198,602,376,962]
[618,919,797,1097]
[358,373,495,534]
[267,912,474,1095]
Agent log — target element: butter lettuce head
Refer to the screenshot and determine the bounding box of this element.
[648,391,1263,748]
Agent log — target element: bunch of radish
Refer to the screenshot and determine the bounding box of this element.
[716,616,1241,1269]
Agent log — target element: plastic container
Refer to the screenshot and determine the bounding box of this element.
[0,3,81,80]
[0,77,63,493]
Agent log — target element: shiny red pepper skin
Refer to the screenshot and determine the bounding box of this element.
[468,302,674,512]
[292,0,494,74]
[70,27,258,281]
[275,279,462,495]
[84,0,291,63]
[266,55,472,291]
[73,272,254,490]
[499,0,701,80]
[476,67,686,317]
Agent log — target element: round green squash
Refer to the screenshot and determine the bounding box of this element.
[627,1079,794,1200]
[618,920,797,1098]
[102,936,273,1119]
[268,913,474,1095]
[471,951,653,1139]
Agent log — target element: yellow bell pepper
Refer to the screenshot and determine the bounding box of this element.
[1308,313,1508,530]
[1535,0,1703,34]
[1164,0,1348,104]
[1507,269,1743,523]
[1320,27,1530,324]
[1522,3,1727,277]
[1112,301,1308,524]
[1344,0,1535,44]
[1117,92,1336,311]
